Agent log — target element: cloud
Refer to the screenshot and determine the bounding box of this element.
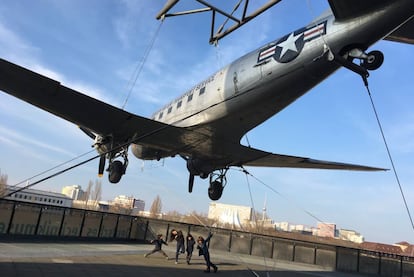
[0,124,76,158]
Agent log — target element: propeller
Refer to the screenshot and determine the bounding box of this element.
[79,126,106,178]
[98,155,106,177]
[188,173,194,193]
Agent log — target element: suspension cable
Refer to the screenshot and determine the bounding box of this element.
[364,83,414,231]
[244,171,270,277]
[121,20,164,110]
[237,167,339,240]
[3,153,100,198]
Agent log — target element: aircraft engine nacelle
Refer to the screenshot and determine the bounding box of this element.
[186,158,215,178]
[93,135,111,155]
[130,143,168,160]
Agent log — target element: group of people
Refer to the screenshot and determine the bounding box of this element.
[144,229,218,273]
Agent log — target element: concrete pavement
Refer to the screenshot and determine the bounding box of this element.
[0,241,366,276]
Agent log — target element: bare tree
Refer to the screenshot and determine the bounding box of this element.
[0,172,8,197]
[91,179,102,206]
[149,195,162,217]
[83,180,93,209]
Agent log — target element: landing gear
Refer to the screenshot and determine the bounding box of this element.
[345,48,384,71]
[331,47,384,85]
[185,158,228,200]
[208,169,227,201]
[108,160,124,183]
[107,146,129,184]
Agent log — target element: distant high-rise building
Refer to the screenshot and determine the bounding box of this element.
[133,199,145,212]
[61,185,85,200]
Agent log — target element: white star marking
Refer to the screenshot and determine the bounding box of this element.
[277,32,302,59]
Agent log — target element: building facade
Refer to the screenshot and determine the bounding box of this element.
[208,202,252,228]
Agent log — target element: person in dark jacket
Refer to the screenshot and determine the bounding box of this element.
[186,233,196,265]
[144,234,169,259]
[197,233,218,273]
[170,229,185,264]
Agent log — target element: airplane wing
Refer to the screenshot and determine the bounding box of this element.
[327,0,394,21]
[235,145,386,171]
[328,0,414,45]
[384,17,414,44]
[0,58,208,155]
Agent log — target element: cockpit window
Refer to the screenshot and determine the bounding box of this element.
[199,87,205,95]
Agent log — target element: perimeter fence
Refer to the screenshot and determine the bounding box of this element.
[0,198,412,276]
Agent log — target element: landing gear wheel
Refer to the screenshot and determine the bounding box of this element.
[208,180,223,201]
[108,160,124,183]
[361,50,383,71]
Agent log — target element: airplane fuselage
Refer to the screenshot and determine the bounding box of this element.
[133,1,414,162]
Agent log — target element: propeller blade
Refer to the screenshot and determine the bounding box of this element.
[98,155,106,177]
[188,174,194,193]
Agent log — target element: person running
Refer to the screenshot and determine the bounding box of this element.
[144,234,169,260]
[186,233,196,265]
[197,232,218,273]
[170,229,185,264]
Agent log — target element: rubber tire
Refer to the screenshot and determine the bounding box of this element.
[108,160,123,183]
[362,50,384,71]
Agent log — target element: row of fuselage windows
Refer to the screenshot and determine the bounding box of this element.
[157,87,206,120]
[11,193,66,205]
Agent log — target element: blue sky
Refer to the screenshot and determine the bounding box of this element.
[0,1,413,245]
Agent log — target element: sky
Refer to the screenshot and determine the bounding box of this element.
[0,0,413,245]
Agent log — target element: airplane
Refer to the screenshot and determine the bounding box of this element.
[0,0,413,201]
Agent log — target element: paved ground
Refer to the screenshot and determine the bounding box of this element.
[0,241,366,276]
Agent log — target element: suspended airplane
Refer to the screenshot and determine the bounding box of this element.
[1,0,413,201]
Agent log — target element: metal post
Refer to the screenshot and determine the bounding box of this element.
[113,215,120,238]
[58,208,66,237]
[127,217,134,239]
[356,249,360,272]
[34,206,43,235]
[228,230,232,252]
[6,202,16,234]
[143,220,149,241]
[270,239,274,259]
[97,213,104,238]
[79,210,86,237]
[165,223,170,241]
[292,242,296,262]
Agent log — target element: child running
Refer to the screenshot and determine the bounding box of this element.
[144,234,169,260]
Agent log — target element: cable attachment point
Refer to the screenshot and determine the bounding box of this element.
[329,50,369,86]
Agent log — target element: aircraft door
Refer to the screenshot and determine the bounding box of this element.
[231,57,261,95]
